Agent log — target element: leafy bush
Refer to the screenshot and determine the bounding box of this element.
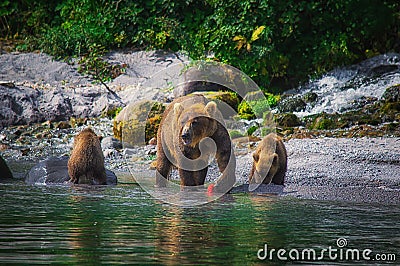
[238,94,280,120]
[78,44,126,84]
[1,0,399,92]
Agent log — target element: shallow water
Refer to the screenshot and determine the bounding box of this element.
[0,180,398,265]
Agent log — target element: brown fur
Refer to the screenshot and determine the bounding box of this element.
[68,128,107,185]
[249,133,287,185]
[156,95,235,192]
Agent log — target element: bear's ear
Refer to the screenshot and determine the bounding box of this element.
[204,101,217,117]
[253,152,260,162]
[174,103,184,117]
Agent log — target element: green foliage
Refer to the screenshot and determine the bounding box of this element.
[77,44,126,84]
[1,0,399,91]
[238,94,279,120]
[105,106,123,119]
[312,116,335,130]
[238,101,256,120]
[246,125,258,136]
[229,130,244,139]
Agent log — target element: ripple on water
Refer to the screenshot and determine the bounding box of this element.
[0,181,399,264]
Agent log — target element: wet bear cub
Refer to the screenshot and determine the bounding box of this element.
[249,133,287,185]
[68,128,107,185]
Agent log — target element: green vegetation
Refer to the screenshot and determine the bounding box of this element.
[1,0,399,92]
[229,130,244,139]
[238,94,279,119]
[78,44,126,84]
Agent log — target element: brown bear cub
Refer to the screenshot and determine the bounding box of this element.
[249,133,287,185]
[68,128,107,185]
[156,95,236,193]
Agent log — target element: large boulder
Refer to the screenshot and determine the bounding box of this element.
[113,100,165,146]
[25,157,117,185]
[0,83,123,128]
[0,155,13,179]
[381,84,400,103]
[277,96,307,113]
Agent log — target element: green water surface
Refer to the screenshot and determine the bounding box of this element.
[0,181,398,265]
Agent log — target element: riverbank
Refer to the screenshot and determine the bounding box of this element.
[283,137,400,205]
[1,117,399,205]
[0,50,399,205]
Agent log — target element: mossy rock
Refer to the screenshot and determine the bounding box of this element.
[380,102,400,122]
[277,96,307,113]
[69,117,87,128]
[275,113,302,128]
[380,102,400,113]
[229,130,245,139]
[306,113,337,130]
[237,101,256,120]
[313,117,335,130]
[235,91,280,120]
[381,84,400,103]
[113,100,165,146]
[302,92,318,103]
[196,91,240,118]
[104,106,123,118]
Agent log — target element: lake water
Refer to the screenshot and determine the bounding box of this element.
[0,180,398,265]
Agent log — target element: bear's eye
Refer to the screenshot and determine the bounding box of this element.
[191,119,199,125]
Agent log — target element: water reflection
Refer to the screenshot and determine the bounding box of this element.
[0,182,398,265]
[65,195,105,263]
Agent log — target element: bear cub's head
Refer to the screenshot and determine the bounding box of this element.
[73,127,102,147]
[174,101,219,147]
[252,150,279,184]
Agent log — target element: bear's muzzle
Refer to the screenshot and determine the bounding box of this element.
[181,126,193,145]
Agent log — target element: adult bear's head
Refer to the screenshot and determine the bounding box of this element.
[173,101,219,147]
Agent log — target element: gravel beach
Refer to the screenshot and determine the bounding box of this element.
[0,51,399,205]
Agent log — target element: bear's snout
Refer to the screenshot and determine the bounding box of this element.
[253,169,272,184]
[181,126,193,145]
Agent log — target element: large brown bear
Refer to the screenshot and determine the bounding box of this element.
[156,95,236,193]
[249,133,287,185]
[68,128,107,185]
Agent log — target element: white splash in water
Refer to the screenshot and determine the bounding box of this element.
[294,53,400,117]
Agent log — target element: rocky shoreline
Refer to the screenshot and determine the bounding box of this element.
[0,50,399,205]
[0,51,189,128]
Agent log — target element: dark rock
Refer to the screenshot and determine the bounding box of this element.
[25,157,117,185]
[381,84,400,103]
[366,65,398,77]
[0,155,13,179]
[174,81,231,97]
[101,136,122,150]
[55,121,71,129]
[277,96,307,113]
[276,113,302,127]
[0,85,123,129]
[302,92,318,103]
